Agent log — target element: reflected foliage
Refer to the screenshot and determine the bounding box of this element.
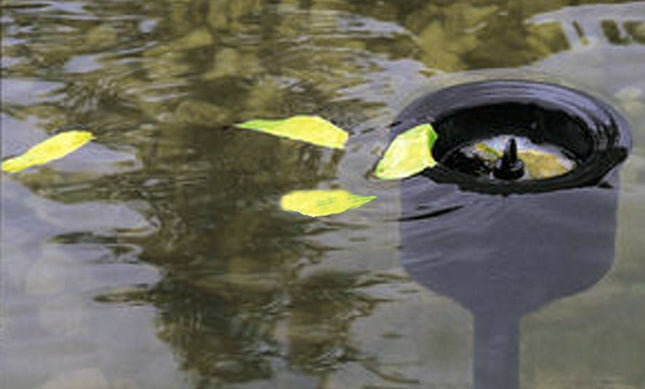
[2,0,644,387]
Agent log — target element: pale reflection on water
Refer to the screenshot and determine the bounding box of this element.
[1,1,644,388]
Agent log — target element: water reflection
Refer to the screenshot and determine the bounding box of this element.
[2,0,645,388]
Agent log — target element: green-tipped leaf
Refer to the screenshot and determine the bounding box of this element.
[236,115,348,149]
[281,189,376,217]
[2,131,94,173]
[374,123,437,180]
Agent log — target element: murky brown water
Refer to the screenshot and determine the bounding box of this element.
[2,1,645,388]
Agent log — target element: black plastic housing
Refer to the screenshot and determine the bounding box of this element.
[394,80,632,389]
[392,80,631,194]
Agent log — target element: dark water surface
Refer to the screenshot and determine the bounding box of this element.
[2,1,645,388]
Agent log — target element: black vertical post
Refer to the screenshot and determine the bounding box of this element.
[474,314,519,389]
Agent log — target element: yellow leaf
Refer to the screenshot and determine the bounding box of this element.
[280,189,376,217]
[236,116,348,149]
[2,131,94,173]
[518,149,572,179]
[374,123,438,180]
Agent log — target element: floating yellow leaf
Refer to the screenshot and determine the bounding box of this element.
[280,189,376,217]
[236,116,348,149]
[374,123,438,180]
[2,131,94,173]
[518,149,573,179]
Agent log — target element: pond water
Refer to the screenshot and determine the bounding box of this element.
[2,1,644,388]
